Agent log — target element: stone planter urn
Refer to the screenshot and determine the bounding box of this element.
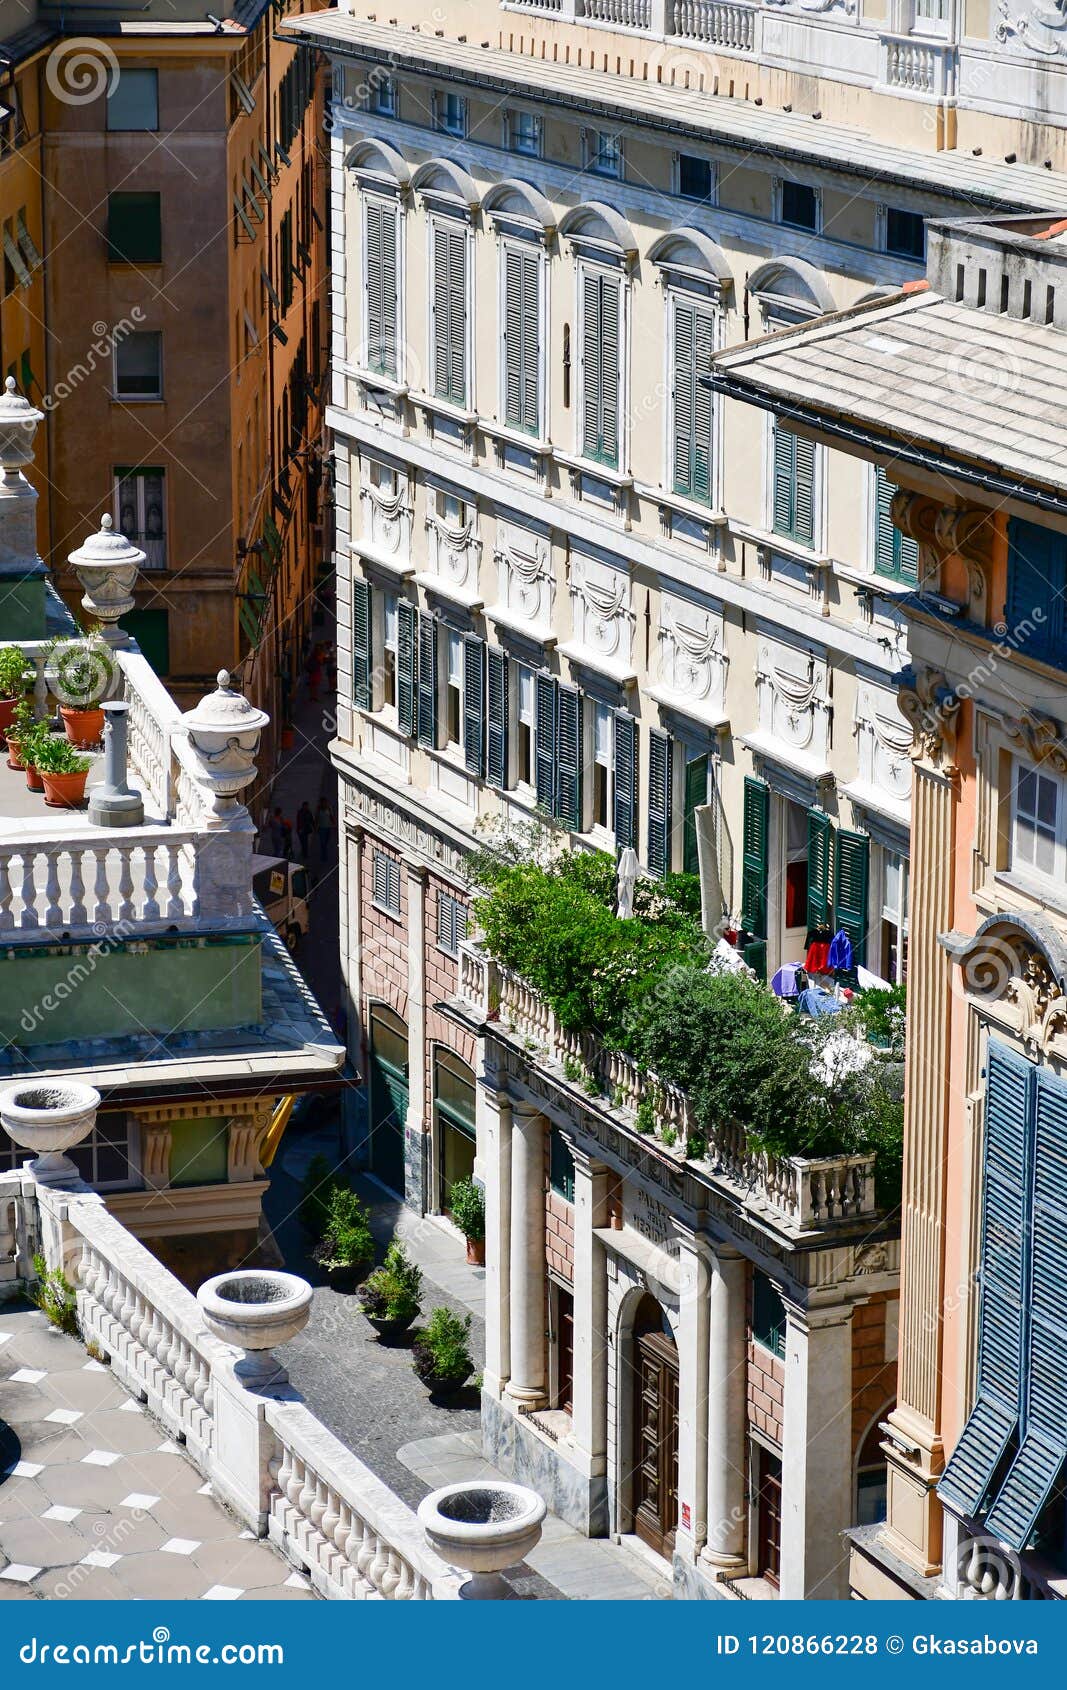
[179,670,269,822]
[67,516,145,644]
[417,1481,546,1599]
[197,1269,312,1389]
[0,1080,100,1185]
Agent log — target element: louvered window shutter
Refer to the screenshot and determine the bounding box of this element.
[486,648,508,789]
[416,613,438,747]
[832,829,870,966]
[352,579,371,710]
[692,308,714,504]
[683,754,708,877]
[599,276,620,467]
[874,466,918,583]
[647,729,673,878]
[448,226,467,406]
[556,684,583,831]
[534,673,557,813]
[521,250,540,435]
[396,599,416,736]
[365,201,397,377]
[504,247,523,430]
[772,423,795,537]
[613,711,637,852]
[806,807,833,931]
[463,635,486,777]
[939,1040,1030,1520]
[379,202,398,378]
[581,270,602,462]
[1006,516,1067,662]
[793,434,816,547]
[433,224,451,400]
[740,776,769,940]
[672,300,694,497]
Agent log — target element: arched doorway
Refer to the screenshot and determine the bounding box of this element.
[630,1292,679,1558]
[433,1047,476,1214]
[367,1004,408,1195]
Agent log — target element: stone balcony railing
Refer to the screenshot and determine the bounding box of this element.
[456,943,877,1232]
[0,1169,462,1601]
[502,0,762,55]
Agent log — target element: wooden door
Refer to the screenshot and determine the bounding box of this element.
[368,1008,408,1195]
[632,1319,679,1557]
[555,1288,574,1414]
[757,1450,783,1587]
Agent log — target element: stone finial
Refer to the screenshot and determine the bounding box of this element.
[0,376,45,480]
[67,514,145,641]
[179,670,269,822]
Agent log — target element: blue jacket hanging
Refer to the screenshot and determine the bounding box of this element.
[828,928,853,972]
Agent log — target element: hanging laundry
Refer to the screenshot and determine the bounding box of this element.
[828,929,854,972]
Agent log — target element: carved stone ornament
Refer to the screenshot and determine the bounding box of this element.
[896,666,960,770]
[996,0,1067,57]
[959,927,1067,1060]
[1004,709,1067,775]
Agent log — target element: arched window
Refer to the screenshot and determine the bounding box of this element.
[559,204,638,474]
[855,1407,893,1526]
[412,161,481,413]
[650,231,733,509]
[434,1047,476,1213]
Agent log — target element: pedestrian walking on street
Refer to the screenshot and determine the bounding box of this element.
[269,807,286,857]
[316,795,334,863]
[296,800,314,860]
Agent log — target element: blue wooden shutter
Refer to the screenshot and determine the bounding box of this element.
[1006,517,1067,663]
[463,635,485,777]
[352,579,371,710]
[556,684,583,831]
[534,673,557,813]
[832,830,870,967]
[486,648,508,789]
[396,598,416,736]
[806,807,833,931]
[416,612,437,747]
[939,1040,1030,1520]
[647,729,673,878]
[613,710,637,852]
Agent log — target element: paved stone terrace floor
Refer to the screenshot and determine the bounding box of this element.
[0,1305,313,1602]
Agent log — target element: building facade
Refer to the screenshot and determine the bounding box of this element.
[712,213,1067,1601]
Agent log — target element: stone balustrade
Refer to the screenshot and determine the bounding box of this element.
[670,0,757,51]
[456,943,878,1230]
[0,832,204,938]
[502,0,759,51]
[879,33,957,98]
[0,1173,462,1600]
[580,0,652,29]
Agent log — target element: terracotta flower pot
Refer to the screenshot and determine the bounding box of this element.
[5,735,25,771]
[25,761,43,793]
[40,769,89,809]
[465,1236,486,1267]
[60,705,105,749]
[0,698,18,743]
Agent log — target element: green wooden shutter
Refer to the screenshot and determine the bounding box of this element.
[939,1040,1029,1519]
[581,270,602,462]
[672,299,694,497]
[365,200,398,377]
[599,276,620,468]
[534,673,557,813]
[433,224,450,399]
[433,224,466,405]
[740,776,769,938]
[647,729,673,878]
[692,307,714,504]
[833,829,870,966]
[772,423,795,537]
[504,247,540,435]
[613,710,637,852]
[396,599,416,735]
[793,434,815,547]
[416,612,438,747]
[352,579,371,710]
[521,250,540,435]
[806,807,833,931]
[463,635,485,777]
[486,647,508,789]
[556,684,583,831]
[683,753,708,877]
[874,466,918,583]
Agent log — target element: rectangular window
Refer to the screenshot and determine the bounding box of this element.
[592,702,613,832]
[509,110,541,157]
[614,711,637,853]
[114,467,166,569]
[115,331,162,400]
[503,244,540,436]
[437,890,468,957]
[885,207,925,262]
[432,223,467,408]
[445,629,463,748]
[740,776,769,978]
[107,69,159,132]
[678,154,714,204]
[880,849,909,985]
[417,612,438,748]
[107,191,162,263]
[683,752,708,877]
[463,634,485,777]
[672,296,715,504]
[873,466,919,583]
[1013,764,1062,881]
[486,647,508,788]
[588,130,622,179]
[435,91,466,137]
[381,591,398,711]
[365,198,398,378]
[752,1270,786,1358]
[549,1126,576,1202]
[372,849,402,917]
[580,269,621,468]
[369,74,396,116]
[780,180,817,232]
[396,598,416,733]
[516,664,536,787]
[771,421,816,548]
[556,684,583,831]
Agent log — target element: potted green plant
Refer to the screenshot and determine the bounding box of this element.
[4,697,37,770]
[358,1240,423,1340]
[449,1175,486,1266]
[312,1184,374,1291]
[20,718,49,793]
[0,647,34,743]
[45,630,112,749]
[411,1307,474,1397]
[31,733,92,809]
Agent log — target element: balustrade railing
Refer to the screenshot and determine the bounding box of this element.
[670,0,756,51]
[879,33,956,97]
[0,1170,36,1291]
[0,832,203,938]
[119,650,181,820]
[456,943,877,1230]
[580,0,652,27]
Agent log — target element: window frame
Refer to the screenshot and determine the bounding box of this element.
[507,109,542,159]
[884,206,926,262]
[667,288,718,508]
[114,330,163,401]
[372,848,402,918]
[434,89,467,138]
[436,889,469,958]
[113,466,167,570]
[500,237,545,439]
[586,128,624,180]
[429,214,471,410]
[362,191,401,381]
[107,190,162,265]
[752,1269,787,1360]
[106,68,159,133]
[1010,759,1065,889]
[576,258,625,470]
[778,178,820,234]
[676,152,716,206]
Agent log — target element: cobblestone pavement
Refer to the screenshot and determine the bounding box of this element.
[0,1306,312,1602]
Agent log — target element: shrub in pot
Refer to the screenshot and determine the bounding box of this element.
[312,1184,374,1290]
[45,631,112,748]
[20,719,49,792]
[0,647,34,743]
[31,733,91,810]
[449,1175,486,1266]
[412,1307,474,1396]
[358,1240,423,1339]
[4,698,37,770]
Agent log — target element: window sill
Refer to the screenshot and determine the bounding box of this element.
[833,559,914,599]
[554,448,633,491]
[413,571,483,611]
[738,524,830,571]
[992,868,1067,924]
[350,537,415,580]
[637,482,727,529]
[111,394,164,405]
[371,900,402,922]
[410,388,477,428]
[353,366,408,399]
[479,417,552,456]
[557,639,637,686]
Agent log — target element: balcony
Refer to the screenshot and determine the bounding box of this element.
[501,0,761,55]
[877,33,957,99]
[453,943,877,1238]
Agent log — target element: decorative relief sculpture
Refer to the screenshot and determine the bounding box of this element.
[569,554,633,663]
[997,0,1067,56]
[896,665,960,771]
[756,638,830,760]
[855,682,913,803]
[426,502,482,596]
[495,519,553,630]
[658,595,727,712]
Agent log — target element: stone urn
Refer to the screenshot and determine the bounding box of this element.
[197,1269,312,1389]
[179,670,269,822]
[0,1081,100,1185]
[417,1481,546,1599]
[67,515,145,643]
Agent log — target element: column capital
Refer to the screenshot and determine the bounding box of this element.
[405,860,429,887]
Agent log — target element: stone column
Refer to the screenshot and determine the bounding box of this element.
[779,1300,854,1601]
[404,861,428,1212]
[702,1245,748,1575]
[672,1226,710,1564]
[569,1141,609,1487]
[479,1082,512,1400]
[505,1104,546,1407]
[884,666,960,1577]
